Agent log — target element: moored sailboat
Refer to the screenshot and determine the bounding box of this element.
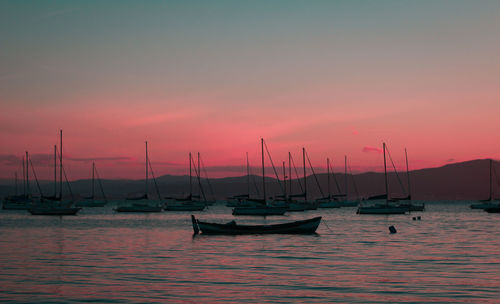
[2,155,33,210]
[115,141,162,212]
[232,138,287,216]
[357,143,408,215]
[472,159,499,210]
[392,148,424,212]
[164,152,206,211]
[76,162,107,207]
[29,130,81,215]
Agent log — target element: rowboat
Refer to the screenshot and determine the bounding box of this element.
[191,215,321,235]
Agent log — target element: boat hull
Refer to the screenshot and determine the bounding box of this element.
[75,200,106,207]
[317,201,342,208]
[357,205,407,214]
[29,206,81,215]
[164,205,205,211]
[470,202,498,209]
[194,216,322,235]
[398,202,425,211]
[232,206,287,216]
[115,205,162,212]
[484,206,500,213]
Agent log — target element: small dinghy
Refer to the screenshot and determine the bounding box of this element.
[191,215,321,235]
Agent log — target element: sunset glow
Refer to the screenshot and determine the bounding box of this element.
[1,1,499,180]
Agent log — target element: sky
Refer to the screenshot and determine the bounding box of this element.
[1,0,499,180]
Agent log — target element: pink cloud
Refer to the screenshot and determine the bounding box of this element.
[362,146,383,154]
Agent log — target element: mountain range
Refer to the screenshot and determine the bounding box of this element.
[0,159,497,201]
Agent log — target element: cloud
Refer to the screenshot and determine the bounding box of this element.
[362,146,383,154]
[446,158,456,162]
[67,156,134,162]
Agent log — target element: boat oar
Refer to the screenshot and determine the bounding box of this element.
[191,215,200,234]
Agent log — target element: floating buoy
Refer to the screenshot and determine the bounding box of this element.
[389,225,397,233]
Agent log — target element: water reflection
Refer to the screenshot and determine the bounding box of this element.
[0,201,499,303]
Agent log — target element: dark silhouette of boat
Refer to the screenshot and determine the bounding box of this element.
[191,215,321,235]
[357,143,408,215]
[473,159,500,210]
[115,141,163,213]
[391,148,424,212]
[232,139,287,216]
[29,130,82,216]
[76,162,107,207]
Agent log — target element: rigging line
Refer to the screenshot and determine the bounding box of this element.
[249,162,261,196]
[28,156,43,197]
[56,149,74,200]
[290,154,304,193]
[148,159,162,199]
[328,162,342,195]
[385,146,406,194]
[200,156,216,200]
[93,164,108,202]
[191,156,207,201]
[347,162,360,200]
[262,139,285,195]
[305,150,325,198]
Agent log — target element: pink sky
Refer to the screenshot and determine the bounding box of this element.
[1,1,499,180]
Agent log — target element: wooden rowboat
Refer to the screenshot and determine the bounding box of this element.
[191,215,321,235]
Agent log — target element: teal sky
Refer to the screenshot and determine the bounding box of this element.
[1,0,500,179]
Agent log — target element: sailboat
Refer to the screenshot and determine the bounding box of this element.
[337,156,359,207]
[232,138,287,216]
[76,162,107,207]
[471,159,499,210]
[2,155,33,210]
[316,158,342,208]
[115,141,163,212]
[164,152,206,211]
[356,143,408,215]
[226,152,262,208]
[29,130,81,215]
[391,148,424,211]
[285,148,318,211]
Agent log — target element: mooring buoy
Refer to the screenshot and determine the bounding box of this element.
[389,225,397,233]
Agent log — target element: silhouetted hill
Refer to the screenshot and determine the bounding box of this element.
[0,159,496,200]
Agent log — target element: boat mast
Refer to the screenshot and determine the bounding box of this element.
[327,158,330,199]
[246,152,250,197]
[405,148,411,201]
[197,152,202,199]
[54,145,57,198]
[59,130,63,200]
[283,161,287,200]
[26,151,29,197]
[189,152,192,199]
[303,147,307,201]
[261,138,266,202]
[489,158,493,201]
[145,141,148,198]
[383,142,388,205]
[92,161,95,199]
[22,155,25,197]
[345,155,348,200]
[288,152,292,200]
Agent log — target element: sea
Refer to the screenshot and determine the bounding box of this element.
[1,201,499,303]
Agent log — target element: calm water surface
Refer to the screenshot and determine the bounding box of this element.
[1,201,499,303]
